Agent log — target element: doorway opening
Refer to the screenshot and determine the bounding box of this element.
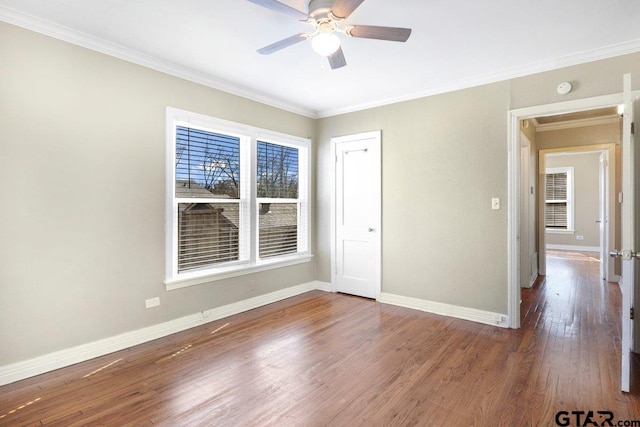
[516,107,622,331]
[526,107,621,286]
[536,142,620,285]
[510,78,640,392]
[508,93,625,329]
[518,110,621,318]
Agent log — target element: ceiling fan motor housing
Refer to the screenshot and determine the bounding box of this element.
[309,0,337,20]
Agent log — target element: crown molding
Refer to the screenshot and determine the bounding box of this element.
[2,5,640,120]
[317,39,640,118]
[535,115,621,132]
[0,5,318,119]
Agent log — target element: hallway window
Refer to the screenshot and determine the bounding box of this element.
[545,167,574,231]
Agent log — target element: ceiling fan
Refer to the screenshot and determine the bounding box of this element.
[247,0,412,69]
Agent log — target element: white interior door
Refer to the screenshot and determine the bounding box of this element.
[619,74,638,392]
[332,131,381,299]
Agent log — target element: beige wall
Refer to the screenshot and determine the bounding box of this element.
[544,152,601,247]
[317,83,511,313]
[316,53,640,316]
[3,19,640,368]
[0,22,315,366]
[537,122,621,150]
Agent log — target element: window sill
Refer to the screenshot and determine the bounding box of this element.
[545,229,575,235]
[165,254,314,291]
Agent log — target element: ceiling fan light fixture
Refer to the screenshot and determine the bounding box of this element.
[311,32,341,56]
[249,0,412,69]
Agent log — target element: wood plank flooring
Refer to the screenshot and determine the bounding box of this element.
[1,251,639,426]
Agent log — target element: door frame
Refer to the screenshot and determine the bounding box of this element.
[330,130,382,297]
[519,132,538,289]
[599,150,611,281]
[508,92,626,328]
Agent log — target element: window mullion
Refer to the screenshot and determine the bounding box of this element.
[299,144,309,253]
[248,136,258,265]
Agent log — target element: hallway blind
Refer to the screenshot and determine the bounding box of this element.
[545,172,568,228]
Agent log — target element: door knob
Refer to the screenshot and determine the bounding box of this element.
[610,249,640,259]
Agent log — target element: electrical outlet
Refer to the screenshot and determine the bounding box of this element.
[145,297,160,309]
[576,235,584,240]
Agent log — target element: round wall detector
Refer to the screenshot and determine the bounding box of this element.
[556,82,572,95]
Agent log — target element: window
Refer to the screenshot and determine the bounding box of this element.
[166,108,310,288]
[175,127,244,272]
[545,167,574,231]
[257,141,301,258]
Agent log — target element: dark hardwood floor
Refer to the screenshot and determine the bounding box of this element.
[1,251,640,426]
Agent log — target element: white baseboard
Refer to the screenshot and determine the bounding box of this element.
[546,244,600,252]
[0,281,326,386]
[523,273,538,289]
[377,292,509,328]
[314,281,333,292]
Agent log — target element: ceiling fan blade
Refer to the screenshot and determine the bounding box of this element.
[246,0,309,21]
[331,0,366,19]
[257,33,310,54]
[328,47,347,69]
[346,25,412,42]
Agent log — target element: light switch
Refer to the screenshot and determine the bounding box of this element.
[491,198,500,210]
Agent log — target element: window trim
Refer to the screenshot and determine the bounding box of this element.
[165,107,312,290]
[544,166,574,232]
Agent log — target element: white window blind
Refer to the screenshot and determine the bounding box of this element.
[545,167,573,231]
[178,202,240,271]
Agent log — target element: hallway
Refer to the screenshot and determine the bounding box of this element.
[519,249,640,423]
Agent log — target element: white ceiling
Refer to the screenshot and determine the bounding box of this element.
[1,0,640,117]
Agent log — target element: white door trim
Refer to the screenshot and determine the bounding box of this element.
[620,74,638,391]
[508,92,630,329]
[330,130,382,298]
